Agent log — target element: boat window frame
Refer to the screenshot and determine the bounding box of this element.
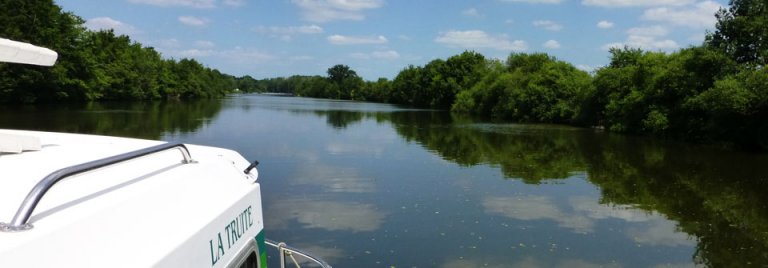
[226,238,261,268]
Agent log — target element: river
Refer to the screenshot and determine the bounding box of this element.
[2,94,767,267]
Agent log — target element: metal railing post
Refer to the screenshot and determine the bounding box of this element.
[265,239,332,268]
[0,143,195,232]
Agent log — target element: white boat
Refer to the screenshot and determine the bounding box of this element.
[0,39,330,268]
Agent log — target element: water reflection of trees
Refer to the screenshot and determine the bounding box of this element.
[315,110,364,130]
[0,99,223,139]
[387,112,587,184]
[382,111,768,267]
[582,136,768,267]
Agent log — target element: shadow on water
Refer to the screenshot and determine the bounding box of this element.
[0,99,223,139]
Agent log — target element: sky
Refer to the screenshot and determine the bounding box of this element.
[57,0,728,80]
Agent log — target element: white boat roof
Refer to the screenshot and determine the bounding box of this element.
[0,38,58,66]
[0,129,263,267]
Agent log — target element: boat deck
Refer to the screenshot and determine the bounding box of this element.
[0,130,263,267]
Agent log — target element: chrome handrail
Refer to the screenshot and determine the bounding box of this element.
[266,239,332,268]
[0,143,195,232]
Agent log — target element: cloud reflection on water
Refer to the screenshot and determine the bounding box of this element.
[482,196,594,233]
[266,198,386,232]
[289,244,345,265]
[326,141,385,155]
[482,194,694,247]
[627,220,694,247]
[292,163,376,193]
[442,257,622,268]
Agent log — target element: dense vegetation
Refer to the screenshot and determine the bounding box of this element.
[252,0,767,150]
[0,0,252,103]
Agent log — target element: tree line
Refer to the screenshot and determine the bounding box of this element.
[0,0,259,103]
[2,0,765,149]
[253,0,767,150]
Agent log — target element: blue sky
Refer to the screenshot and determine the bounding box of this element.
[58,0,727,80]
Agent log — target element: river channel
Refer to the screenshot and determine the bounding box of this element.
[2,94,767,267]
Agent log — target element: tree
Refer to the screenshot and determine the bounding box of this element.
[0,0,90,102]
[453,53,592,124]
[0,0,237,103]
[707,0,768,66]
[327,64,357,84]
[325,64,362,99]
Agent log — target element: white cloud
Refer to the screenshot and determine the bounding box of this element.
[372,50,400,59]
[597,20,615,29]
[603,25,679,51]
[195,40,216,48]
[435,30,527,51]
[127,0,216,8]
[602,37,679,51]
[222,0,245,6]
[349,53,370,59]
[85,17,141,35]
[159,45,275,64]
[500,0,563,4]
[544,40,561,49]
[627,25,669,36]
[218,47,276,63]
[582,0,693,7]
[292,0,384,22]
[642,1,722,28]
[254,24,324,35]
[154,38,180,48]
[462,8,483,17]
[178,16,210,27]
[254,25,324,41]
[350,50,400,60]
[289,55,314,61]
[327,35,388,45]
[577,64,597,72]
[177,48,213,57]
[533,20,563,31]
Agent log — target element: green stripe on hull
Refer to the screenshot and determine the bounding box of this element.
[255,231,267,268]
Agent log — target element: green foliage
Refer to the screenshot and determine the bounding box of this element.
[355,78,390,102]
[235,75,264,93]
[688,68,768,148]
[707,0,768,66]
[327,64,357,84]
[390,51,487,108]
[0,0,237,103]
[0,0,89,102]
[453,53,592,124]
[592,47,738,138]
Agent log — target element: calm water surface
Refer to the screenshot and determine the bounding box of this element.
[2,95,768,267]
